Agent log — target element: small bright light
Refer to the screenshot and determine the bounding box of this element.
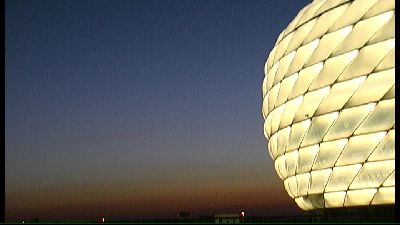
[22,221,24,224]
[240,211,245,217]
[102,217,105,223]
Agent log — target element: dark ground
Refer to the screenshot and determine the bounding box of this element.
[11,205,396,223]
[109,205,396,223]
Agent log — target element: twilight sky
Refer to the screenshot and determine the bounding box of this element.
[6,0,310,221]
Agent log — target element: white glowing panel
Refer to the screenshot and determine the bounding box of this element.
[262,0,395,210]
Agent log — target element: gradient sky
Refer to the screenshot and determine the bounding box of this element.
[6,0,310,221]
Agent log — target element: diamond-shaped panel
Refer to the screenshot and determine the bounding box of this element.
[262,0,395,210]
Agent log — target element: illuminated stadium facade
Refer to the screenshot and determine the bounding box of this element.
[262,0,394,210]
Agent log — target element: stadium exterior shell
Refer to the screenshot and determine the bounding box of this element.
[262,0,395,210]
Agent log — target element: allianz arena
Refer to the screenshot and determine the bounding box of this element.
[262,0,394,210]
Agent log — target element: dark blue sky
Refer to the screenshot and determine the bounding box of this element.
[6,0,310,221]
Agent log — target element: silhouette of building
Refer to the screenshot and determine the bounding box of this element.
[214,213,241,224]
[178,211,191,219]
